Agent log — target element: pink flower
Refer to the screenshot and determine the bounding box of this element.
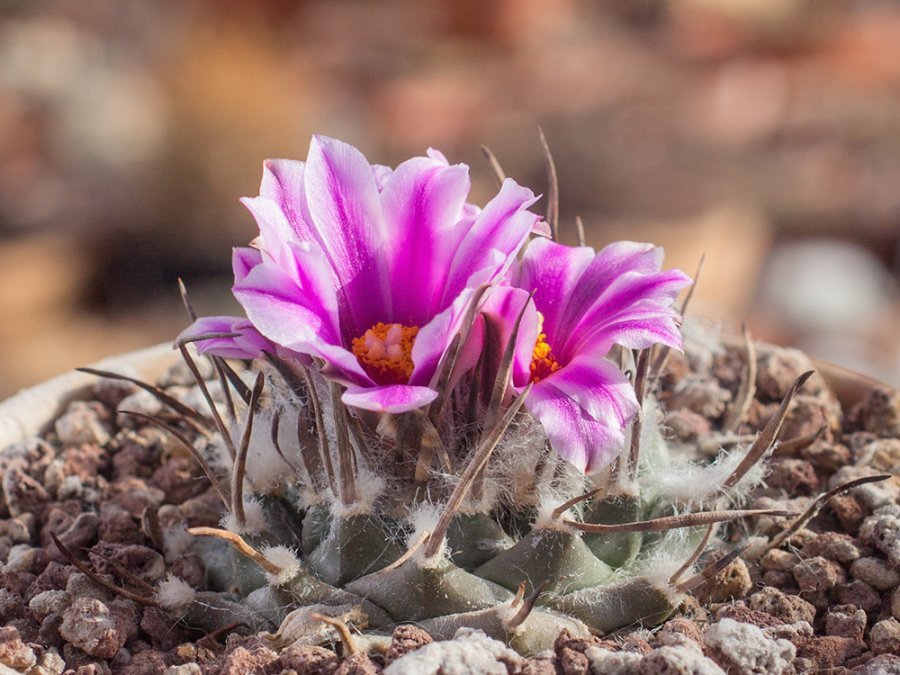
[483,237,691,472]
[183,135,539,413]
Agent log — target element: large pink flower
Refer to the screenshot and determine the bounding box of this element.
[184,135,539,414]
[483,237,692,473]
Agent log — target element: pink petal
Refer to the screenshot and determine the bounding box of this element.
[514,237,595,343]
[305,135,391,337]
[541,355,639,429]
[178,316,273,360]
[477,286,540,387]
[441,178,539,307]
[232,247,262,285]
[566,268,692,358]
[234,262,341,348]
[259,159,318,244]
[526,376,634,473]
[408,287,479,388]
[380,156,471,325]
[342,384,438,414]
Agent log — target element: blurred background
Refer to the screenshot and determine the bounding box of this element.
[1,0,898,397]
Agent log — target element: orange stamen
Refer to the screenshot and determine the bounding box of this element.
[529,313,560,384]
[351,322,419,385]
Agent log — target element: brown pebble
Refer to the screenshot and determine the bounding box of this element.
[793,556,845,593]
[761,549,799,572]
[797,635,865,669]
[825,604,867,642]
[695,555,752,604]
[334,651,381,675]
[850,557,900,592]
[0,625,37,671]
[277,645,339,674]
[802,532,864,565]
[870,618,900,656]
[836,580,883,614]
[829,494,866,534]
[748,587,816,624]
[800,442,851,473]
[767,458,820,495]
[385,625,432,664]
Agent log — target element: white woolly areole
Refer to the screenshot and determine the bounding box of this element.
[533,491,579,533]
[329,467,385,518]
[156,574,195,611]
[238,407,298,495]
[162,526,194,561]
[407,502,446,561]
[261,545,302,586]
[221,498,267,535]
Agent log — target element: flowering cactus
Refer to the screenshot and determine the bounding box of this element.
[80,135,804,656]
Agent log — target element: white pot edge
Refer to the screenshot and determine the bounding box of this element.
[0,342,178,448]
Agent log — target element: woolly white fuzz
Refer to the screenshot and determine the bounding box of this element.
[329,467,384,518]
[533,492,579,532]
[221,498,267,535]
[156,574,195,611]
[407,502,445,561]
[261,545,302,586]
[162,526,193,561]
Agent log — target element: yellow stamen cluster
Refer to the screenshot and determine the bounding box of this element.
[529,313,560,384]
[351,322,419,385]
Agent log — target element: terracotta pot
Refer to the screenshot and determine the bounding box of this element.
[0,343,177,449]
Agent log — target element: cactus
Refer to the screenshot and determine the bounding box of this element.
[69,136,804,657]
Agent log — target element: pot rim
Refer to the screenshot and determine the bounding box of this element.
[0,338,889,450]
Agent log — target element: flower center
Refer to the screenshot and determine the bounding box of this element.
[529,313,560,384]
[351,322,419,385]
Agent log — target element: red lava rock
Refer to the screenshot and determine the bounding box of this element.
[760,548,799,572]
[110,429,164,481]
[30,561,73,596]
[748,587,817,625]
[88,543,165,584]
[836,580,883,614]
[797,635,865,669]
[716,603,785,629]
[2,466,51,519]
[825,604,867,642]
[665,408,712,442]
[558,647,590,674]
[654,617,705,646]
[48,512,99,562]
[97,502,144,545]
[117,647,171,674]
[521,657,559,674]
[802,532,864,565]
[792,556,845,593]
[767,458,820,495]
[850,557,900,592]
[385,624,432,664]
[762,570,796,589]
[104,477,165,516]
[0,625,37,671]
[54,401,112,448]
[755,347,825,403]
[219,638,278,675]
[167,553,206,590]
[855,387,900,438]
[829,494,866,534]
[664,378,732,419]
[60,443,109,484]
[870,618,900,656]
[152,457,208,505]
[695,554,752,604]
[139,607,193,651]
[277,645,339,674]
[59,596,137,659]
[800,441,851,473]
[334,652,381,675]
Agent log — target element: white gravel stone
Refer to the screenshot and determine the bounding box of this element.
[704,618,795,675]
[384,629,521,675]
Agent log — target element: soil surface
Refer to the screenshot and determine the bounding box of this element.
[0,337,897,674]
